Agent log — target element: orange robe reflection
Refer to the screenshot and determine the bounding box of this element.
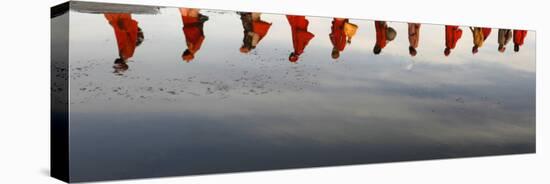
[287,15,315,63]
[513,30,527,52]
[105,13,139,61]
[180,8,207,62]
[444,25,463,56]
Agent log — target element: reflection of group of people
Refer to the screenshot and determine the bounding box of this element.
[104,9,529,73]
[444,26,527,56]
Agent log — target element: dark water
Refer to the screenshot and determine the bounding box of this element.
[62,2,535,182]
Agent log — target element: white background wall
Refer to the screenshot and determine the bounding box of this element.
[0,0,547,183]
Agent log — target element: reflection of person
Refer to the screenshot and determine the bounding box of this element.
[444,25,462,56]
[469,27,491,54]
[104,13,144,74]
[329,18,348,59]
[180,8,208,62]
[497,29,512,53]
[373,21,396,55]
[513,30,527,52]
[287,15,315,63]
[408,23,421,56]
[238,12,272,54]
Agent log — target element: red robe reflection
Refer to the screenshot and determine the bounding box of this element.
[252,18,271,44]
[482,28,492,41]
[239,13,272,53]
[330,18,348,52]
[287,15,315,62]
[375,21,388,49]
[444,25,463,56]
[513,30,527,52]
[105,13,139,60]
